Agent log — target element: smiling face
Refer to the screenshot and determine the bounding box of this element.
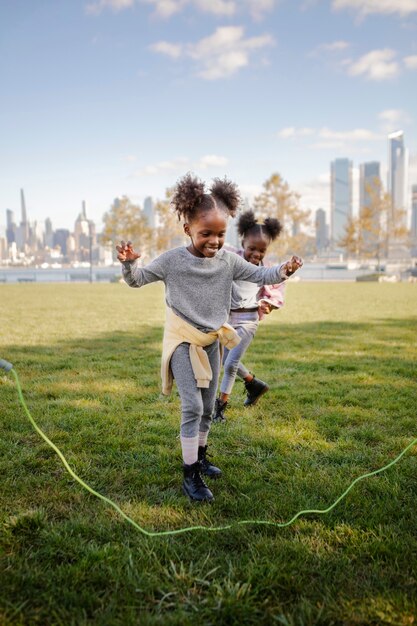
[184,207,228,258]
[242,231,270,265]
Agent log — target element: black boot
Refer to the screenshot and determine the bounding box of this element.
[182,461,214,502]
[212,397,228,423]
[198,445,222,479]
[244,376,269,406]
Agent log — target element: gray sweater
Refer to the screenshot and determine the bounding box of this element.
[122,246,288,331]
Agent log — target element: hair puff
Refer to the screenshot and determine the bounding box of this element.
[237,210,258,237]
[210,177,240,217]
[263,217,282,241]
[171,173,206,221]
[237,210,283,241]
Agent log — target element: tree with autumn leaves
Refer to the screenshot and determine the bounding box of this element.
[102,172,313,260]
[253,173,311,258]
[338,178,408,265]
[102,192,185,260]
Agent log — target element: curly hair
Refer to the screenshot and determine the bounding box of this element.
[237,210,282,241]
[171,173,240,222]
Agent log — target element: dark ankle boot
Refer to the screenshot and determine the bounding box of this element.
[182,460,214,502]
[198,445,222,479]
[244,376,269,406]
[212,397,228,423]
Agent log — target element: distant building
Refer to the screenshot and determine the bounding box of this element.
[143,196,155,229]
[359,162,381,252]
[359,162,381,212]
[411,185,417,256]
[0,233,6,260]
[74,201,90,252]
[6,209,16,244]
[226,217,239,249]
[74,201,96,261]
[44,217,54,248]
[388,131,408,219]
[54,229,70,256]
[387,131,409,258]
[315,208,327,252]
[330,158,352,247]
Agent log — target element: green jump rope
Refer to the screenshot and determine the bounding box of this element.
[2,358,416,538]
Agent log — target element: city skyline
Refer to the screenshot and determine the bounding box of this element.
[1,1,416,231]
[0,130,413,236]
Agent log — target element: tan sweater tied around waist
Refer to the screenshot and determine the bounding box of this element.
[161,307,241,396]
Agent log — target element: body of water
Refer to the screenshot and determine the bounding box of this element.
[0,266,121,284]
[0,264,380,283]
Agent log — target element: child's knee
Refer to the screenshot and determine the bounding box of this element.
[224,361,239,379]
[180,397,204,435]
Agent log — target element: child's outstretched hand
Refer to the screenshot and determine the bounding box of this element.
[259,301,272,315]
[116,240,141,263]
[258,300,278,315]
[283,255,303,277]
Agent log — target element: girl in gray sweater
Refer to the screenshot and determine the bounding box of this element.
[116,173,302,502]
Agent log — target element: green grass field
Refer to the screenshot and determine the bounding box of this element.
[1,281,417,625]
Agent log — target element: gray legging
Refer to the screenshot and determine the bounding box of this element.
[170,341,220,438]
[220,311,259,395]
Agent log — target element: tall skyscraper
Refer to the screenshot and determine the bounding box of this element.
[54,229,70,256]
[387,131,409,258]
[388,131,409,218]
[359,162,381,212]
[6,209,16,244]
[411,185,417,256]
[359,162,381,252]
[315,208,327,252]
[20,188,29,246]
[74,200,91,252]
[44,217,54,248]
[143,196,155,229]
[330,158,352,246]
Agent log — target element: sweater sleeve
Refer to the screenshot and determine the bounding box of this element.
[122,254,167,288]
[230,253,289,285]
[258,282,286,308]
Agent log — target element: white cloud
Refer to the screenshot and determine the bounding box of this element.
[346,49,400,80]
[145,0,186,18]
[135,157,189,176]
[86,0,276,17]
[378,109,413,133]
[150,41,183,58]
[134,154,229,176]
[332,0,417,18]
[404,54,417,69]
[318,127,382,141]
[246,0,278,20]
[194,0,236,16]
[151,26,274,79]
[86,0,134,14]
[309,40,350,56]
[278,127,314,138]
[279,126,382,147]
[197,155,229,168]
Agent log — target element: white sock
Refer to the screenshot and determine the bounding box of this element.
[180,435,199,465]
[198,430,209,447]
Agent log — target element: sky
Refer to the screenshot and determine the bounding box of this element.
[1,0,417,232]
